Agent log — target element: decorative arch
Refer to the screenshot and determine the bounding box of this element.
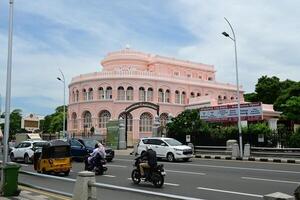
[71,112,77,129]
[82,111,92,129]
[160,113,168,127]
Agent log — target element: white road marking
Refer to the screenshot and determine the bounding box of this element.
[242,176,300,184]
[127,178,179,187]
[103,175,116,178]
[106,164,127,168]
[197,187,263,198]
[166,170,206,176]
[114,158,300,174]
[20,164,29,167]
[165,182,180,186]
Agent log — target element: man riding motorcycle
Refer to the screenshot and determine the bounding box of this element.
[139,145,157,178]
[87,143,106,170]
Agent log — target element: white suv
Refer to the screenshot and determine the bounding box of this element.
[10,140,48,164]
[137,137,193,162]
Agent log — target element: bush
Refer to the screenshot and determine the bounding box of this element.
[288,128,300,147]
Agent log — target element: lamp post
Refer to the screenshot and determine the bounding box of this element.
[222,17,243,158]
[57,69,66,139]
[1,0,15,190]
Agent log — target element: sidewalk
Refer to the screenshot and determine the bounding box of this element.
[1,186,71,200]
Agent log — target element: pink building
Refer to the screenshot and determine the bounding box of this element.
[68,48,250,146]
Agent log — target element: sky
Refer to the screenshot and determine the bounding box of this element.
[0,0,299,116]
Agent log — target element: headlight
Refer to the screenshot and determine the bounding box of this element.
[174,148,183,151]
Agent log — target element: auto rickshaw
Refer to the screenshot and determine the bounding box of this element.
[33,140,71,176]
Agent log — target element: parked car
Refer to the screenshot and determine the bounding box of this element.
[67,138,114,162]
[9,140,48,164]
[137,137,193,162]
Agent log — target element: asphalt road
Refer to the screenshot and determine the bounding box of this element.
[9,155,299,200]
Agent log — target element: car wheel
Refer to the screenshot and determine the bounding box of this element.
[24,154,30,164]
[10,153,15,162]
[167,153,175,162]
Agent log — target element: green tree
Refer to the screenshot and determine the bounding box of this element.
[288,128,300,147]
[244,92,258,102]
[255,76,281,104]
[40,105,67,134]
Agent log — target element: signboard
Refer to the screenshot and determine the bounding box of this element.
[186,135,191,143]
[199,102,262,122]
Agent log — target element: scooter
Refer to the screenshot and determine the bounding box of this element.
[131,157,165,188]
[84,154,107,175]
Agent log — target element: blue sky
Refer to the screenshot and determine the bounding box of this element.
[0,0,299,116]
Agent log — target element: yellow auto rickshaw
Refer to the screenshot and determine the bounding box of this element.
[33,140,72,176]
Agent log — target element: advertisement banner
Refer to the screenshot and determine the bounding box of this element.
[199,102,263,122]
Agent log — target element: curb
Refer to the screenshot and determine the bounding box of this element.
[195,154,300,164]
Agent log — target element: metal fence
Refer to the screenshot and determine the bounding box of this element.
[194,145,300,158]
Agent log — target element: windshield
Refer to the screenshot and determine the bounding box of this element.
[82,139,98,148]
[164,139,182,146]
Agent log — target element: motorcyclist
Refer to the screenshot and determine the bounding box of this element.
[139,145,157,178]
[87,143,106,170]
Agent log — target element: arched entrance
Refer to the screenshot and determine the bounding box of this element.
[124,102,159,147]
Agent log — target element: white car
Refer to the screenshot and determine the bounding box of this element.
[137,137,193,162]
[10,140,48,164]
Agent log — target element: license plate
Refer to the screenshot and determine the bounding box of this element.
[161,171,166,176]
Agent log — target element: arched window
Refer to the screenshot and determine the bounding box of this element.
[126,86,134,101]
[231,96,235,100]
[190,92,195,98]
[147,88,153,101]
[158,88,164,102]
[119,112,133,131]
[165,90,170,103]
[197,93,201,97]
[160,113,168,127]
[98,110,111,128]
[83,111,92,129]
[181,91,186,104]
[72,91,75,102]
[83,89,87,101]
[223,96,227,100]
[106,87,112,99]
[208,77,213,81]
[175,90,180,104]
[117,86,125,100]
[139,112,153,132]
[218,95,222,100]
[98,87,104,99]
[139,87,146,101]
[87,88,93,100]
[76,90,79,102]
[71,112,77,129]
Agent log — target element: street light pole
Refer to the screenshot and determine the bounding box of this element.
[222,17,243,158]
[57,69,66,139]
[1,0,15,190]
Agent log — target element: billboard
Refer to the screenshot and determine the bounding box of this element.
[199,102,263,122]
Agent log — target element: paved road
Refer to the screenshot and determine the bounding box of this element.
[11,155,300,200]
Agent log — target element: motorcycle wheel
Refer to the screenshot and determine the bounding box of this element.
[131,169,141,184]
[152,172,164,188]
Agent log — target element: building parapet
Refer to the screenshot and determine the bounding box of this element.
[70,70,242,91]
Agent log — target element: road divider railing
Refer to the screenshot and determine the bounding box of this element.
[194,145,300,159]
[18,170,203,200]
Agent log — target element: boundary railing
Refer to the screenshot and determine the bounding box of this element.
[18,170,203,200]
[194,146,232,155]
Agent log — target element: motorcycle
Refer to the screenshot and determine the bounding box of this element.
[84,154,107,175]
[131,157,165,188]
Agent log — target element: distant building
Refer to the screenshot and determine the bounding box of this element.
[21,114,44,132]
[68,48,280,146]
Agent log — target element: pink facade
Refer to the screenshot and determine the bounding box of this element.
[68,48,244,146]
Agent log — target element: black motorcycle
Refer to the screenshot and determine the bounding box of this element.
[131,157,165,188]
[84,154,107,175]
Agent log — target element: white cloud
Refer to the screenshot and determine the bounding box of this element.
[0,0,299,115]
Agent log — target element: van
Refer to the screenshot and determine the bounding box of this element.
[137,137,193,162]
